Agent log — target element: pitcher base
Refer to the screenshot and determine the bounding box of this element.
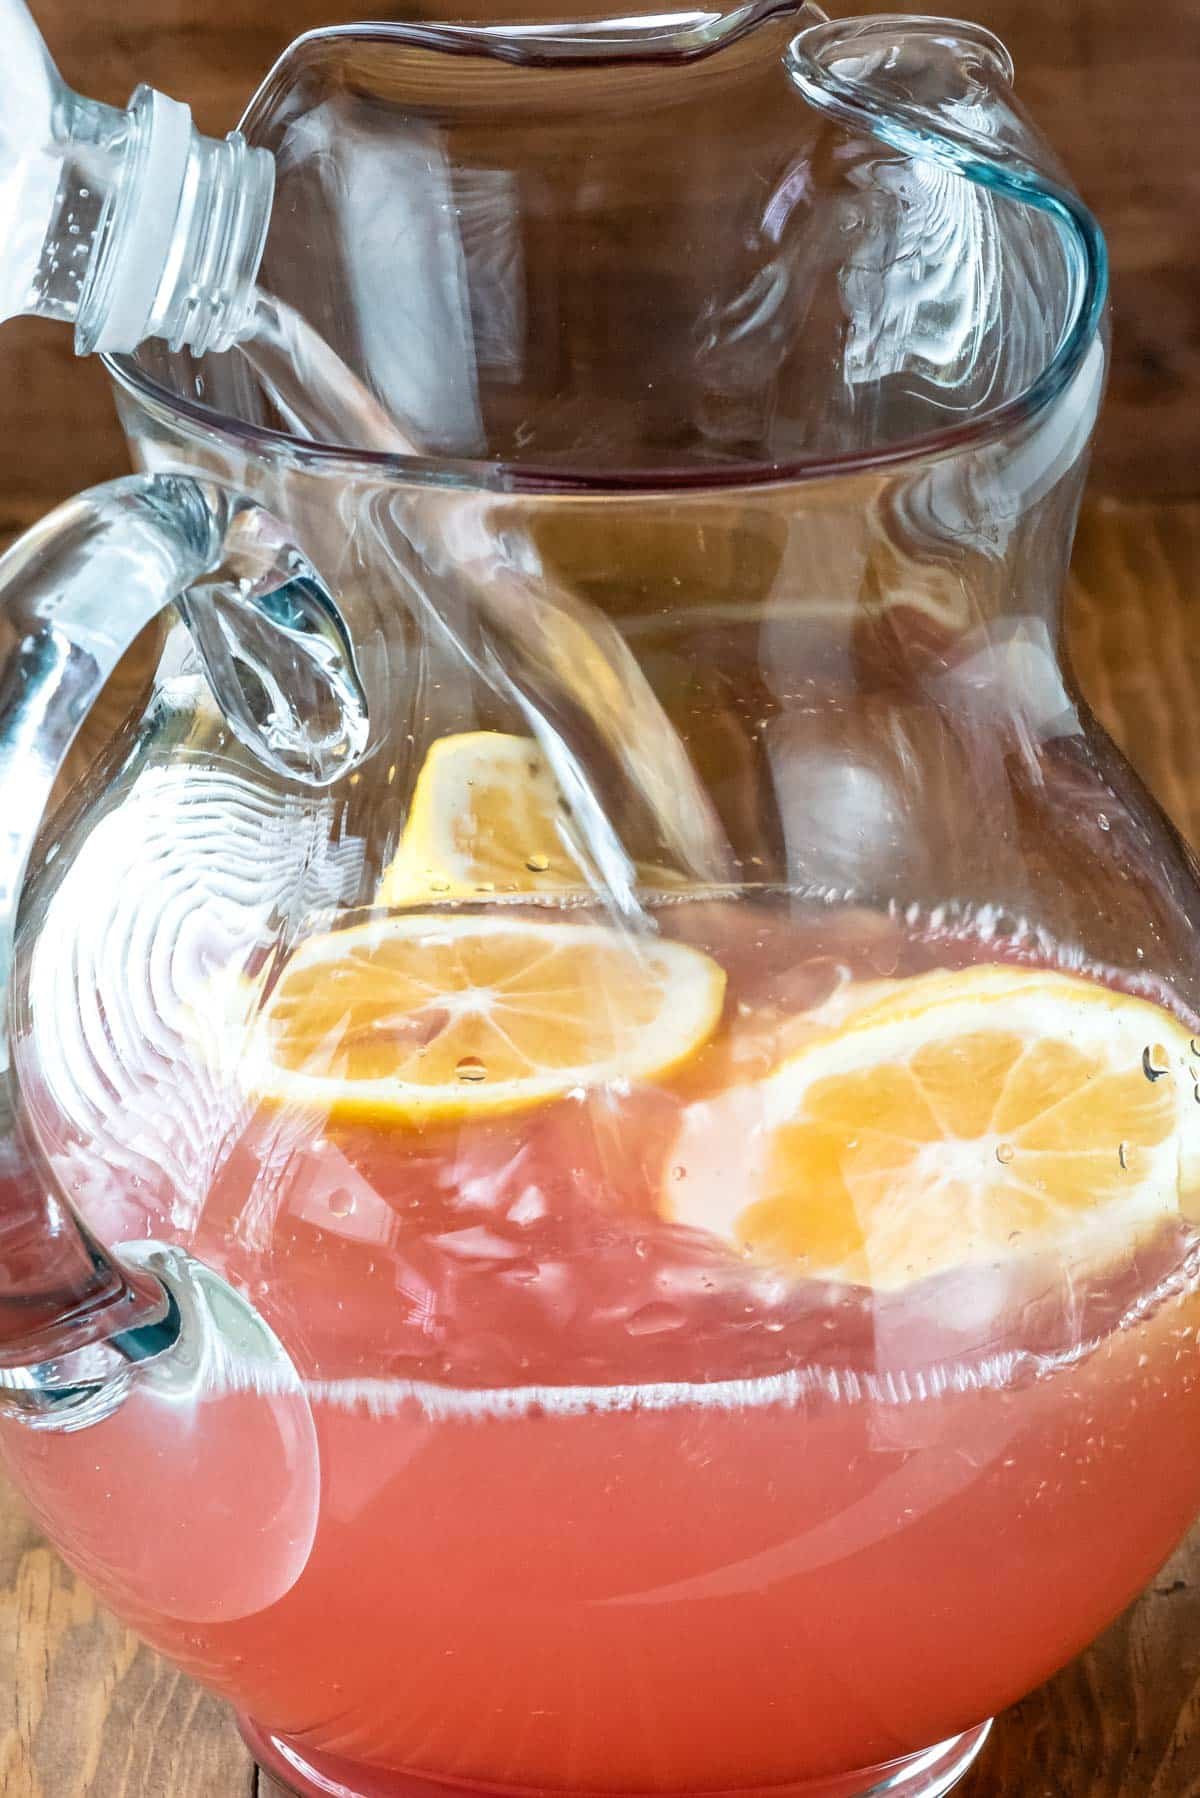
[243,1718,993,1798]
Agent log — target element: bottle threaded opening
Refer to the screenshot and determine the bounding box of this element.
[154,129,275,356]
[76,87,274,357]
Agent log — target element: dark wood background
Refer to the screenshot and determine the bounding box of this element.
[2,2,1200,1794]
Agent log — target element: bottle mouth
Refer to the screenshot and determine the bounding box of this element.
[157,129,275,358]
[78,87,274,358]
[105,8,1108,496]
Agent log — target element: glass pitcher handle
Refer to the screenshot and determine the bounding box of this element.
[0,473,366,1428]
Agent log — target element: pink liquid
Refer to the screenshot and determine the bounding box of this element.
[5,898,1200,1795]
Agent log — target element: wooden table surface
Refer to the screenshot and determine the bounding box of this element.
[2,0,1200,1793]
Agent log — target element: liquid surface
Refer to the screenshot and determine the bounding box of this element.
[6,896,1200,1794]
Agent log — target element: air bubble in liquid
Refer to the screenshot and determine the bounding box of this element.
[625,1302,687,1337]
[1143,1044,1171,1082]
[456,1055,487,1082]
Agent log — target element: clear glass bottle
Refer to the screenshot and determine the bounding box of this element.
[0,0,272,353]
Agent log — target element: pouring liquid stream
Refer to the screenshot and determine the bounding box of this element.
[232,293,733,927]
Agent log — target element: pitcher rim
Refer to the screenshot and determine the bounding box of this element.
[103,5,1109,497]
[104,306,1106,497]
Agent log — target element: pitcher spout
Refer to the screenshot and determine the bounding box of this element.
[786,12,1108,416]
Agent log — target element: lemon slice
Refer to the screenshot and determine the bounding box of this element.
[667,965,1198,1289]
[380,731,686,904]
[246,914,725,1122]
[380,732,586,903]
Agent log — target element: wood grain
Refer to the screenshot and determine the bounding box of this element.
[2,494,1200,1793]
[1068,501,1200,848]
[959,1532,1200,1797]
[0,1487,253,1797]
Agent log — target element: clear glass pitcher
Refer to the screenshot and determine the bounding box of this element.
[0,9,1197,1798]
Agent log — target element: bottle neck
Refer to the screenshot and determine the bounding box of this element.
[27,83,273,357]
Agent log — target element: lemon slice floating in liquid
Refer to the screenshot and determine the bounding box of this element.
[667,965,1199,1289]
[380,732,585,903]
[379,730,684,904]
[246,913,726,1123]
